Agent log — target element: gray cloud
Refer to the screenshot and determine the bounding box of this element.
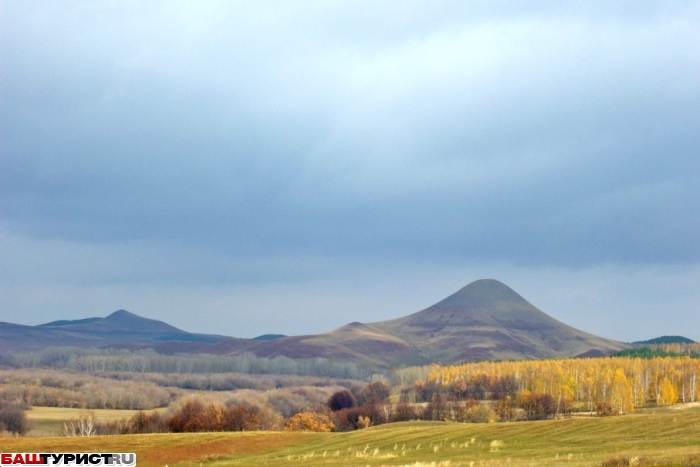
[1,1,699,339]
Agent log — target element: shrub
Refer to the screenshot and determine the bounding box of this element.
[60,412,97,437]
[466,373,490,400]
[127,410,165,434]
[390,401,417,422]
[285,412,334,432]
[521,393,555,420]
[358,400,387,426]
[331,407,356,431]
[356,415,371,429]
[333,400,388,431]
[422,395,449,421]
[467,403,496,423]
[450,379,468,399]
[263,386,341,418]
[409,379,442,402]
[265,391,310,418]
[166,399,206,432]
[600,457,652,466]
[490,375,518,400]
[0,402,29,435]
[97,418,130,435]
[223,404,262,431]
[596,401,618,417]
[327,389,357,411]
[165,399,270,433]
[495,396,514,421]
[356,381,391,406]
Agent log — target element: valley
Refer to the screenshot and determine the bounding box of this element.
[1,280,697,466]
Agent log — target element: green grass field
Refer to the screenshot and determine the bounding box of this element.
[4,411,700,467]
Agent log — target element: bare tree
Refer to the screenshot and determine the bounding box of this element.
[61,412,97,436]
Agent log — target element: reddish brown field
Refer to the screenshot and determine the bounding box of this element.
[1,432,312,467]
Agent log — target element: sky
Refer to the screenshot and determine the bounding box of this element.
[1,1,699,342]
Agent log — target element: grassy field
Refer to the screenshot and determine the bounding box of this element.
[4,411,700,467]
[24,407,167,437]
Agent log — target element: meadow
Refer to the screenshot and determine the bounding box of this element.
[5,409,700,467]
[23,406,167,437]
[3,350,700,466]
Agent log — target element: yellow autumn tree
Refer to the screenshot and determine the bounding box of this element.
[356,415,372,429]
[658,377,679,406]
[285,412,335,432]
[609,369,634,414]
[556,384,575,415]
[205,402,224,431]
[415,355,696,414]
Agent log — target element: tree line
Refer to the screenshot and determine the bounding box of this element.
[399,355,699,416]
[4,349,699,436]
[0,369,178,410]
[0,348,368,379]
[60,378,573,436]
[615,343,700,359]
[62,382,393,435]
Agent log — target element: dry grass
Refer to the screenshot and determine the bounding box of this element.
[24,406,166,437]
[668,402,700,411]
[26,406,166,422]
[4,411,700,466]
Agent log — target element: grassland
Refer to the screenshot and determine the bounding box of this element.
[4,411,700,467]
[24,407,167,437]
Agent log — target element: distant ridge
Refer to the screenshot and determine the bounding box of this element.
[39,317,101,327]
[0,310,228,352]
[0,280,632,369]
[253,334,287,341]
[633,335,695,345]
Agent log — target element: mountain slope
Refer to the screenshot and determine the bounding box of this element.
[209,279,629,368]
[206,322,423,369]
[0,310,227,352]
[371,279,627,363]
[1,280,630,369]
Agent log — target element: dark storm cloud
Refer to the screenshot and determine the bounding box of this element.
[1,1,699,314]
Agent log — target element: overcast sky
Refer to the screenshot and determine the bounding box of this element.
[1,1,699,342]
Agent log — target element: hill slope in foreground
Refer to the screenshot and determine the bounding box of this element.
[208,279,629,368]
[6,411,700,467]
[0,279,629,368]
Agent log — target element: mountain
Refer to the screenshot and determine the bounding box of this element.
[370,279,627,362]
[0,310,228,352]
[208,279,630,368]
[0,280,631,369]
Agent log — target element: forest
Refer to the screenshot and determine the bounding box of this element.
[0,343,698,436]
